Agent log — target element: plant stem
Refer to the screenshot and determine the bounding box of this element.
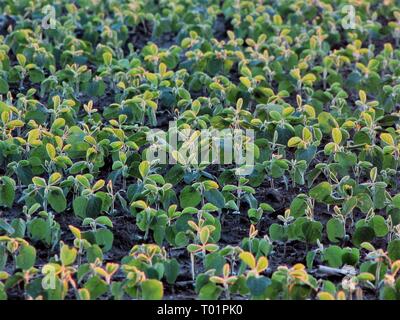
[190,253,195,280]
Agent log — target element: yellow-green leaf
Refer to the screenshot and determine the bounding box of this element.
[239,251,256,269]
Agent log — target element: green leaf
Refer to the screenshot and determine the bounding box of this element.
[246,276,271,296]
[248,208,262,223]
[388,239,400,261]
[239,252,256,269]
[318,112,338,134]
[16,244,36,270]
[177,87,191,100]
[60,243,77,266]
[204,189,225,208]
[0,176,15,208]
[288,136,302,147]
[295,145,317,163]
[301,220,323,244]
[179,186,201,208]
[164,259,180,284]
[48,188,66,213]
[0,219,14,234]
[28,69,44,83]
[392,194,400,209]
[240,77,252,89]
[341,248,360,266]
[28,218,50,242]
[373,183,387,210]
[198,282,222,300]
[175,232,188,247]
[102,52,112,65]
[16,53,26,66]
[260,203,274,212]
[380,286,397,300]
[165,165,184,184]
[10,219,25,238]
[94,229,114,252]
[309,182,332,202]
[86,196,102,218]
[323,246,343,268]
[84,276,108,300]
[139,161,150,178]
[46,144,57,160]
[326,218,345,243]
[200,227,209,244]
[369,215,388,237]
[141,279,163,300]
[204,253,224,274]
[73,196,88,219]
[86,245,103,263]
[352,226,375,247]
[269,224,285,241]
[95,216,113,228]
[357,272,375,282]
[332,128,342,144]
[290,195,307,218]
[0,78,9,94]
[306,251,316,270]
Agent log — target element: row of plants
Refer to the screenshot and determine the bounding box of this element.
[0,0,400,299]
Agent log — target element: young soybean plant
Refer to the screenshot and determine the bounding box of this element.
[26,173,67,214]
[187,221,219,280]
